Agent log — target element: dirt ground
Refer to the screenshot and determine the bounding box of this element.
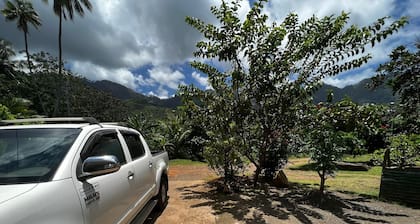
[146,164,420,224]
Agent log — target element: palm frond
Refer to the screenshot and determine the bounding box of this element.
[1,0,41,32]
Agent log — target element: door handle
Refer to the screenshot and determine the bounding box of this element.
[149,161,153,168]
[128,171,134,180]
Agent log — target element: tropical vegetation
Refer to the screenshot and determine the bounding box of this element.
[1,0,41,73]
[179,0,408,189]
[1,0,418,199]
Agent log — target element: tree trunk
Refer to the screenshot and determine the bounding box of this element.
[254,165,261,187]
[52,74,63,117]
[318,169,326,194]
[24,32,32,73]
[58,9,63,76]
[66,74,70,116]
[383,148,390,168]
[56,9,69,116]
[223,148,229,186]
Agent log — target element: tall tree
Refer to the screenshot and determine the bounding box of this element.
[181,0,407,186]
[0,39,17,100]
[1,0,41,73]
[371,43,420,134]
[43,0,92,75]
[43,0,92,115]
[0,38,16,75]
[308,102,346,194]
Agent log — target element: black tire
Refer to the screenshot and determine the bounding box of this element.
[156,176,168,210]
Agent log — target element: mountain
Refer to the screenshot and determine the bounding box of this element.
[313,79,396,104]
[88,78,396,112]
[88,80,144,100]
[87,80,181,108]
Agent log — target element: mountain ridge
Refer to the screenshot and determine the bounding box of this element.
[87,78,396,109]
[313,79,395,103]
[86,80,181,109]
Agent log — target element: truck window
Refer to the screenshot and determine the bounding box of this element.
[122,133,145,160]
[83,132,126,164]
[0,128,81,184]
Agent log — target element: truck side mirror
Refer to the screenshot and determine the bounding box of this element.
[78,155,121,181]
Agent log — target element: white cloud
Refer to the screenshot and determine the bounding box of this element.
[264,0,394,26]
[147,66,186,90]
[262,0,420,89]
[1,0,418,93]
[191,71,211,89]
[232,0,251,21]
[323,68,375,88]
[135,75,155,87]
[71,61,137,89]
[5,0,219,69]
[148,86,170,99]
[407,0,420,18]
[89,0,220,67]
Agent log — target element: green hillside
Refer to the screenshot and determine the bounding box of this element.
[313,79,396,104]
[88,80,181,108]
[89,78,396,109]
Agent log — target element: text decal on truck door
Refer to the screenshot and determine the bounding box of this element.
[80,183,100,205]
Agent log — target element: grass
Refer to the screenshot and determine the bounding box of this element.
[342,154,374,163]
[285,157,382,197]
[170,155,384,196]
[169,159,207,166]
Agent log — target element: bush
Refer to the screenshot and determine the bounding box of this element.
[388,134,420,168]
[0,104,14,120]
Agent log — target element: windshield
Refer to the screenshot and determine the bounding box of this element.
[0,128,81,184]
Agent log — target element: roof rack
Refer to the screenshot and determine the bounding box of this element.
[0,117,99,126]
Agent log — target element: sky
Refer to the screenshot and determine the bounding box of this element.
[1,0,419,99]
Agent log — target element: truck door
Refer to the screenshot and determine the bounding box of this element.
[120,131,155,211]
[74,130,135,224]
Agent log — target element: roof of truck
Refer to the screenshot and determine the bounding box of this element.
[0,117,130,131]
[0,123,92,129]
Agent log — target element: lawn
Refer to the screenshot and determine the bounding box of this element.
[170,157,383,197]
[285,156,382,197]
[169,159,207,166]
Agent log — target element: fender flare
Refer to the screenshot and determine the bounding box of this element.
[154,160,168,196]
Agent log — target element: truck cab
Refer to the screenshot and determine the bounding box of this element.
[0,117,169,224]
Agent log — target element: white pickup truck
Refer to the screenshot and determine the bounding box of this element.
[0,117,169,224]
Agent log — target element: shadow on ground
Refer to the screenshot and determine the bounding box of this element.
[178,178,408,224]
[143,200,168,224]
[143,208,162,224]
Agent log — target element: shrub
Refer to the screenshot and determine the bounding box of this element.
[388,134,420,168]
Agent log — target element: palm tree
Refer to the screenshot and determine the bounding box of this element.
[0,38,16,66]
[0,38,16,79]
[43,0,92,75]
[1,0,41,73]
[43,0,92,115]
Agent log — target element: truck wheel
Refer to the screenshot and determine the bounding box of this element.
[156,177,168,210]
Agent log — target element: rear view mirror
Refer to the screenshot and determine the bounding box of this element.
[78,155,120,180]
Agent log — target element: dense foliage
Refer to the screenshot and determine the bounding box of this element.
[0,44,130,121]
[369,43,420,169]
[372,43,420,134]
[303,94,389,192]
[0,104,14,120]
[387,134,420,168]
[180,0,406,187]
[126,108,206,161]
[2,0,417,197]
[307,101,346,193]
[1,0,41,73]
